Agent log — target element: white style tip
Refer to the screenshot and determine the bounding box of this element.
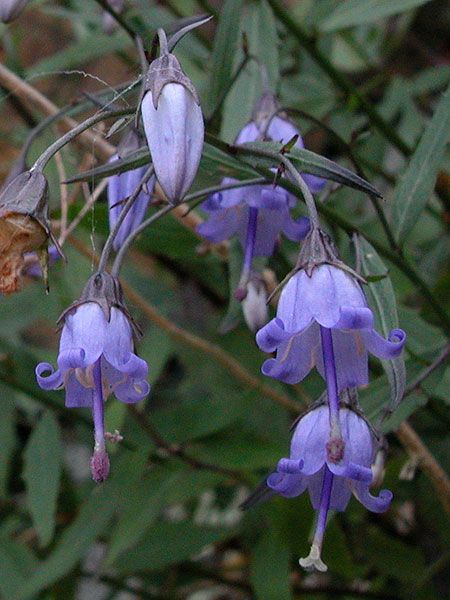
[299,544,328,572]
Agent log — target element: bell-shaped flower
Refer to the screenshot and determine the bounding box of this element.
[107,159,154,251]
[0,0,29,22]
[266,404,392,572]
[35,273,150,482]
[197,105,322,298]
[256,262,406,391]
[141,51,204,204]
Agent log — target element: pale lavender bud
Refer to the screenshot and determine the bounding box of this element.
[0,0,30,22]
[242,277,269,332]
[141,82,204,204]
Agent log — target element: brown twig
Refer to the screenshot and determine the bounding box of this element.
[0,63,115,161]
[396,421,450,516]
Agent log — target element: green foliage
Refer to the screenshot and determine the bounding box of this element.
[0,1,448,599]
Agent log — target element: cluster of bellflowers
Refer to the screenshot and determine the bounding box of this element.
[243,220,406,569]
[197,89,324,331]
[0,13,408,575]
[0,22,206,482]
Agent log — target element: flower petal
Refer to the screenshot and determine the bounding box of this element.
[142,84,204,203]
[362,327,406,359]
[267,472,308,498]
[60,303,106,366]
[352,483,393,513]
[260,323,319,384]
[35,362,63,390]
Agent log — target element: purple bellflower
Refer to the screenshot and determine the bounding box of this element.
[256,228,406,391]
[107,157,154,251]
[141,30,204,204]
[35,272,150,483]
[266,401,392,572]
[197,92,324,298]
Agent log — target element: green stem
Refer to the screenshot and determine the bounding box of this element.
[31,108,133,172]
[111,176,267,275]
[266,0,411,156]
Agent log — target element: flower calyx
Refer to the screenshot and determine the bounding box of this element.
[0,169,60,293]
[143,52,199,110]
[57,271,141,336]
[297,226,366,282]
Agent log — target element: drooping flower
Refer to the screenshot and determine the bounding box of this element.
[35,272,150,483]
[265,403,392,572]
[107,157,154,251]
[0,170,56,293]
[256,227,406,391]
[141,30,204,204]
[197,92,323,297]
[0,0,30,22]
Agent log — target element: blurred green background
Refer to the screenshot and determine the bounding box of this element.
[0,1,449,598]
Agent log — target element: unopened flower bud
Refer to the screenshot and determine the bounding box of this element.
[0,170,55,293]
[242,277,269,332]
[141,52,204,204]
[0,0,30,22]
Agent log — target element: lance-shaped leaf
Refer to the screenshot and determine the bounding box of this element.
[356,235,406,415]
[206,0,244,116]
[392,85,450,244]
[238,140,382,197]
[64,148,150,183]
[319,0,433,33]
[23,411,62,547]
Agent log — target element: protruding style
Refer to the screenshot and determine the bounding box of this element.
[35,272,150,483]
[141,29,204,204]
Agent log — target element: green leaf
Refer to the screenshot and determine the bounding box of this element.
[206,0,244,116]
[0,537,38,599]
[320,0,433,33]
[219,238,244,333]
[105,468,223,566]
[251,526,291,600]
[23,411,62,547]
[357,236,406,412]
[26,31,132,78]
[392,85,450,243]
[239,140,382,197]
[221,0,279,141]
[64,147,149,183]
[0,389,16,497]
[15,449,148,600]
[114,520,232,574]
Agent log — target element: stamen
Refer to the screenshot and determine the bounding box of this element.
[299,466,333,572]
[235,207,258,300]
